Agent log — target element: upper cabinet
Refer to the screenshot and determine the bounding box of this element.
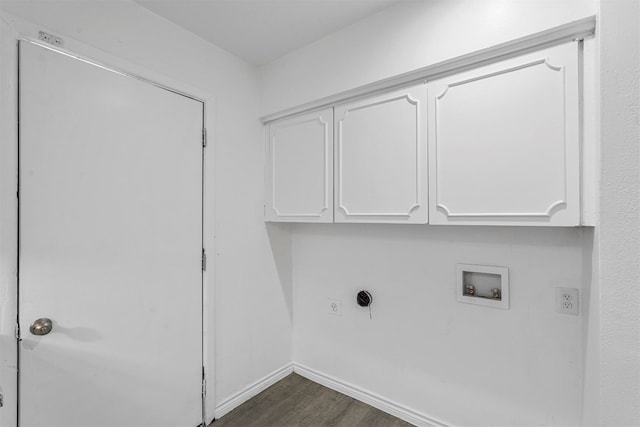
[427,43,580,226]
[264,41,584,227]
[334,86,428,223]
[265,108,333,223]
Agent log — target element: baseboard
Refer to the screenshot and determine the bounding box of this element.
[293,363,448,427]
[215,363,294,419]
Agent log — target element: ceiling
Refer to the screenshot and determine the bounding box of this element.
[135,0,403,65]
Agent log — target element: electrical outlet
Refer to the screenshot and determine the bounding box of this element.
[556,287,579,315]
[328,298,341,316]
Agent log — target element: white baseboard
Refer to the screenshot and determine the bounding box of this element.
[293,363,448,427]
[214,363,294,419]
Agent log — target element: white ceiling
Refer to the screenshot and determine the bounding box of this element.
[135,0,403,65]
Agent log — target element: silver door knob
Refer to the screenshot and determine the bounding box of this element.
[30,318,53,336]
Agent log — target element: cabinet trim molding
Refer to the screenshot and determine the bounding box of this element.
[428,41,580,226]
[435,200,567,218]
[335,94,424,218]
[433,57,571,219]
[267,108,334,222]
[270,115,331,217]
[435,58,563,100]
[260,16,595,124]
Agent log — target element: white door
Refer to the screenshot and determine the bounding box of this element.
[265,108,334,223]
[18,41,204,427]
[334,85,428,224]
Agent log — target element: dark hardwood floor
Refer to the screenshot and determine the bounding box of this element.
[211,373,414,427]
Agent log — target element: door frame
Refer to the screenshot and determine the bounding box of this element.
[1,14,217,427]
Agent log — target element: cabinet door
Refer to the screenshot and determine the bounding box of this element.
[266,108,333,222]
[428,43,580,226]
[335,85,428,223]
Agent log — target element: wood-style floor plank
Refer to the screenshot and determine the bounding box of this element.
[211,373,415,427]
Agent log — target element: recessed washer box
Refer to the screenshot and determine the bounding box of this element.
[456,264,509,310]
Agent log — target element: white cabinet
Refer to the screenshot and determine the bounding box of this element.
[265,43,583,227]
[427,43,580,226]
[334,85,428,223]
[265,108,333,222]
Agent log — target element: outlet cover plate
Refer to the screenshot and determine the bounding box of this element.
[328,298,341,316]
[556,287,579,315]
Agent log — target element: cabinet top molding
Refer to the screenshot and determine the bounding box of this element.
[260,15,596,124]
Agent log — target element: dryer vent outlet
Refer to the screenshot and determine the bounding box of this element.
[356,290,372,307]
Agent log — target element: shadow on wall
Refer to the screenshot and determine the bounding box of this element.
[265,223,293,321]
[288,222,585,248]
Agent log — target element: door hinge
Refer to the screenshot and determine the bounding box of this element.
[201,366,207,397]
[202,128,207,148]
[201,249,207,272]
[15,323,21,340]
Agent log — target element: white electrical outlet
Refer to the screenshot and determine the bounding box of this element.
[328,298,341,316]
[556,287,579,315]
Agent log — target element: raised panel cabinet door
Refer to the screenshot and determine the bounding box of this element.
[334,85,428,223]
[266,108,334,222]
[428,42,580,226]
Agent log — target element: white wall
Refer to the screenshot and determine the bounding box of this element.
[259,0,602,425]
[258,0,596,116]
[0,2,292,425]
[590,0,640,425]
[292,225,587,426]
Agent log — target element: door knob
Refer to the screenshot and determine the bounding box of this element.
[30,318,53,336]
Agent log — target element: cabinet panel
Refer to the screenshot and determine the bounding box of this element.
[335,85,428,223]
[266,108,333,222]
[428,43,580,226]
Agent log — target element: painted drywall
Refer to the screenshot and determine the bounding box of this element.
[0,2,292,425]
[258,0,596,116]
[292,224,587,426]
[581,225,600,426]
[593,0,640,424]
